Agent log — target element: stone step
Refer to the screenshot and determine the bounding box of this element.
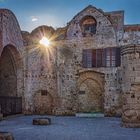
[75,113,104,118]
[0,132,14,140]
[32,117,51,125]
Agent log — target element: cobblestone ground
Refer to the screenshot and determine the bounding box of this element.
[0,115,140,140]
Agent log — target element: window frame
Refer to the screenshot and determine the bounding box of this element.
[82,47,121,68]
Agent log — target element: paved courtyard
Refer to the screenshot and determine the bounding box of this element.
[0,115,140,140]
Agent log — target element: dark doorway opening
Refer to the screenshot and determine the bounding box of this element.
[0,46,23,116]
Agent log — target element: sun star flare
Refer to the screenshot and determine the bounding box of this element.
[39,36,50,47]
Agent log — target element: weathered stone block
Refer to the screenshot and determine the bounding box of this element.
[32,117,51,125]
[0,132,14,140]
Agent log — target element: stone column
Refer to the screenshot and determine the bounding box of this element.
[121,45,140,127]
[122,84,140,127]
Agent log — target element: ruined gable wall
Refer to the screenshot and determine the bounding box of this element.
[56,6,122,116]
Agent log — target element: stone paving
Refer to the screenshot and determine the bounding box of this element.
[0,115,140,140]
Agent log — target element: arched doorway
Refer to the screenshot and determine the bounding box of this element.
[33,91,54,115]
[0,45,23,116]
[77,71,104,113]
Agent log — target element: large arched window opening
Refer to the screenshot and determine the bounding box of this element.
[80,16,97,36]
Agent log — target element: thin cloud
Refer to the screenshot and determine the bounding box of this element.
[31,16,38,22]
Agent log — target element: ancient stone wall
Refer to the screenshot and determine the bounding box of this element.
[18,6,140,127]
[123,25,140,45]
[22,26,58,114]
[105,10,124,45]
[0,9,23,55]
[1,6,140,127]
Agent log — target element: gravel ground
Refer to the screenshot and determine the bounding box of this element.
[0,115,140,140]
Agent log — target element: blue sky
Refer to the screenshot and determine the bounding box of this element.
[0,0,140,32]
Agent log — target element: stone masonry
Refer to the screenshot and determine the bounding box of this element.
[0,5,140,127]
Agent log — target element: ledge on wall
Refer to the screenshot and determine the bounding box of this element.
[78,68,104,75]
[75,112,104,118]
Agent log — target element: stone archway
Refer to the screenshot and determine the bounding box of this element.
[0,45,23,116]
[77,71,104,113]
[0,46,17,96]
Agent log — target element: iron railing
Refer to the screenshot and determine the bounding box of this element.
[0,96,22,117]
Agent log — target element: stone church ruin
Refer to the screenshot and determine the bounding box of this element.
[0,5,140,127]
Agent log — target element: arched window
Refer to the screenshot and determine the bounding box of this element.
[81,16,97,36]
